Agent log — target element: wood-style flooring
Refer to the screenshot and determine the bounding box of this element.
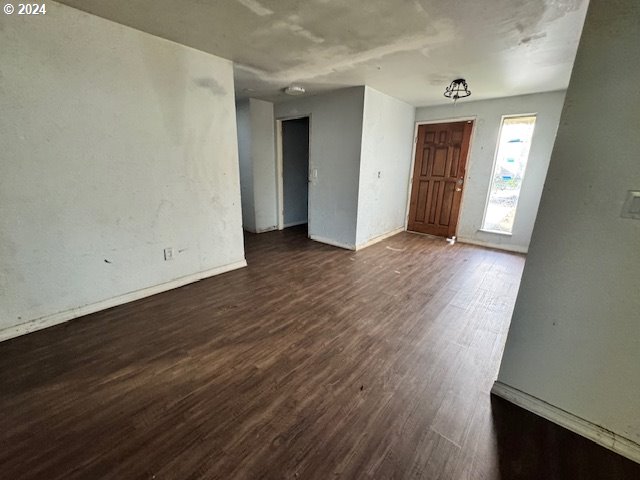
[1,226,638,479]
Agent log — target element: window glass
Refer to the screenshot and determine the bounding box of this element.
[482,115,537,234]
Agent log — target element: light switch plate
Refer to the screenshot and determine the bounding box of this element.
[620,190,640,219]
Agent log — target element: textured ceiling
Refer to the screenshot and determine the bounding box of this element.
[57,0,589,106]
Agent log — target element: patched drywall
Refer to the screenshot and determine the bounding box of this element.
[0,3,245,334]
[497,0,640,446]
[415,91,566,252]
[275,88,365,248]
[56,0,588,106]
[356,87,415,247]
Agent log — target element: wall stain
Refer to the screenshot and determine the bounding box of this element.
[194,77,227,96]
[520,32,548,44]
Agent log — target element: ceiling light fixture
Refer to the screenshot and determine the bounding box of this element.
[283,85,306,96]
[444,78,471,102]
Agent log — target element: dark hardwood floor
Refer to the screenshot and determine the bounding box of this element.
[1,226,638,479]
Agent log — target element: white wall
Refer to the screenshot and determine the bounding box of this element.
[497,0,640,450]
[0,2,245,338]
[356,87,415,247]
[275,87,365,249]
[250,99,278,232]
[235,98,278,233]
[236,100,256,232]
[415,91,566,252]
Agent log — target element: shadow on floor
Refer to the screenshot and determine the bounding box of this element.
[490,395,640,479]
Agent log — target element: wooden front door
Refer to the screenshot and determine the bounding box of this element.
[408,121,473,237]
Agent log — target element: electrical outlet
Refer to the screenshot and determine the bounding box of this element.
[164,247,174,261]
[621,190,640,219]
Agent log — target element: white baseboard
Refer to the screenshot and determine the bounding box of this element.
[0,259,248,343]
[309,234,356,251]
[355,227,405,251]
[491,381,640,464]
[255,225,278,233]
[283,220,308,228]
[457,237,528,254]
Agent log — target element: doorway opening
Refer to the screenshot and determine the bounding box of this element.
[407,120,474,238]
[278,116,310,233]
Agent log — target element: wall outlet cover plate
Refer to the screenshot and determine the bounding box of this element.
[621,190,640,220]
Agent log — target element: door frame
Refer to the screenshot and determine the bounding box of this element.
[404,116,478,236]
[275,114,312,232]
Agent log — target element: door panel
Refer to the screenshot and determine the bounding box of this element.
[408,121,473,237]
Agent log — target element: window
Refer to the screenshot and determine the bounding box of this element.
[482,115,537,234]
